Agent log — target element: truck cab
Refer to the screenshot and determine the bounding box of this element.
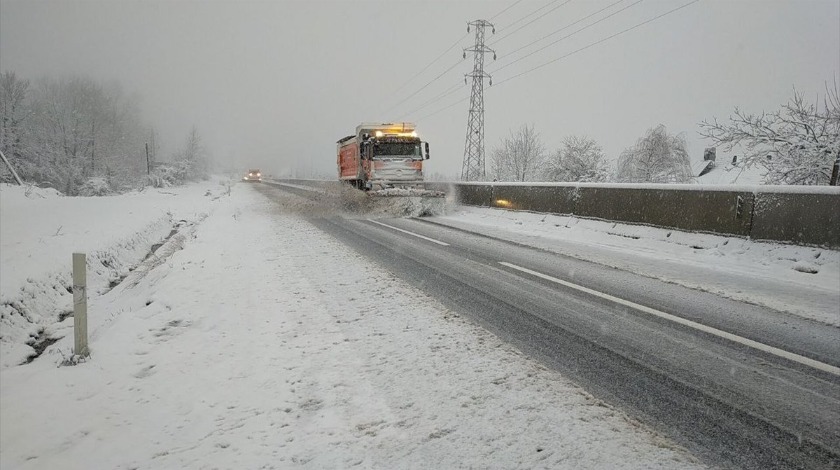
[338,122,429,190]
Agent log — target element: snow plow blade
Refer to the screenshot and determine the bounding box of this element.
[369,188,445,198]
[364,187,446,217]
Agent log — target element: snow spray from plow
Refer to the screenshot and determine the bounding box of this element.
[264,180,448,218]
[330,184,447,218]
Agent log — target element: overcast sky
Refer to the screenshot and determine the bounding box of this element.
[1,0,838,178]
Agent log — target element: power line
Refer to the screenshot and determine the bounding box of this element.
[381,57,465,116]
[417,0,700,123]
[490,0,574,46]
[494,0,626,64]
[490,0,525,20]
[387,32,470,99]
[491,0,561,38]
[388,1,526,121]
[400,82,463,120]
[383,0,580,120]
[490,0,645,75]
[407,0,603,121]
[494,0,701,86]
[390,0,540,121]
[416,95,470,123]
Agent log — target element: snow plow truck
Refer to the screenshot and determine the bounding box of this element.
[337,122,441,197]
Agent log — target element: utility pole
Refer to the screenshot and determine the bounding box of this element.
[461,19,495,182]
[145,143,151,175]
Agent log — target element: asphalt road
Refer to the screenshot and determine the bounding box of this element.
[259,182,840,470]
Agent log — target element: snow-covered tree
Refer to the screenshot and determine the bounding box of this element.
[174,126,208,180]
[183,126,202,162]
[148,127,159,166]
[1,74,151,193]
[699,86,840,185]
[25,77,143,192]
[149,126,211,186]
[0,72,29,163]
[616,124,692,183]
[489,124,545,182]
[543,135,609,182]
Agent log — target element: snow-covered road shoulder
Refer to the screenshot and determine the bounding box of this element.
[431,206,840,326]
[0,181,230,368]
[0,184,705,469]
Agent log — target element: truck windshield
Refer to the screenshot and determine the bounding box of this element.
[373,142,421,159]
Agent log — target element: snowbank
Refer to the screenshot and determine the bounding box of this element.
[0,180,232,368]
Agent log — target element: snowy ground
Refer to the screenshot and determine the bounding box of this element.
[0,180,233,368]
[0,183,706,469]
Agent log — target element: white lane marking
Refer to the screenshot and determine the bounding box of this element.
[271,182,323,193]
[367,220,450,246]
[499,261,840,377]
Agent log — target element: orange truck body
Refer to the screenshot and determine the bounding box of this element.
[337,122,429,190]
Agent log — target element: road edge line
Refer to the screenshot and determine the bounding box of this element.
[499,261,840,377]
[367,220,450,246]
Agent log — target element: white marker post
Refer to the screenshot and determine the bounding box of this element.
[72,253,89,357]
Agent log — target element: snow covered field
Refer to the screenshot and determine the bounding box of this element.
[0,180,233,368]
[0,182,708,469]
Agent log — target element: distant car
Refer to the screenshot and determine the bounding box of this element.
[243,169,262,182]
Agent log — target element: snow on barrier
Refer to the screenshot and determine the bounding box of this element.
[275,180,840,247]
[432,182,840,248]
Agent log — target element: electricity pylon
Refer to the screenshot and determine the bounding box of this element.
[461,19,495,181]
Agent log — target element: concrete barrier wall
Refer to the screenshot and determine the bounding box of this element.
[274,179,840,247]
[751,192,840,246]
[573,187,755,236]
[436,183,839,247]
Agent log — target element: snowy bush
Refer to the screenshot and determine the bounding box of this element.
[146,172,170,188]
[78,177,111,196]
[149,161,193,187]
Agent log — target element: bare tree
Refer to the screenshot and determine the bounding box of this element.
[617,124,692,183]
[544,135,609,182]
[489,124,545,182]
[699,85,840,185]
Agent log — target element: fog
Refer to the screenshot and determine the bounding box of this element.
[1,0,838,179]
